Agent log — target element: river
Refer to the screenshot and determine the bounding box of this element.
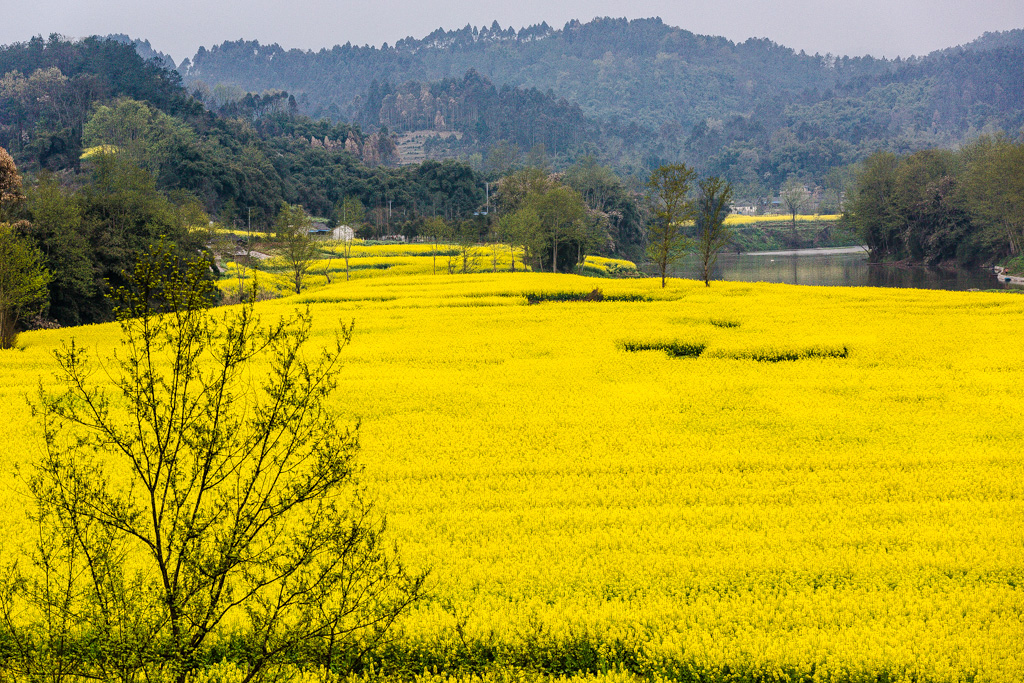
[655,247,1023,291]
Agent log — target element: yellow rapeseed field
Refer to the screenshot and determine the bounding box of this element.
[2,249,1023,682]
[724,214,842,225]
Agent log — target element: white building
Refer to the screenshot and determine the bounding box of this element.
[331,225,355,241]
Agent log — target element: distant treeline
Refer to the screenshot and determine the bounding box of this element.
[180,18,1024,193]
[0,35,652,327]
[0,36,489,223]
[846,136,1024,267]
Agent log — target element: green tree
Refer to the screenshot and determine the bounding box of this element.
[0,222,51,349]
[5,243,423,682]
[780,178,810,239]
[275,202,318,294]
[525,186,586,273]
[82,98,198,181]
[456,220,481,274]
[564,156,620,213]
[960,136,1024,258]
[694,176,733,287]
[846,152,902,262]
[77,152,204,318]
[485,140,520,178]
[25,174,95,325]
[497,209,539,273]
[646,164,697,288]
[336,196,366,228]
[493,167,559,216]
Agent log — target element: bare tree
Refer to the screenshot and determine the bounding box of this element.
[694,176,734,287]
[3,243,424,683]
[456,221,481,274]
[646,164,697,287]
[338,234,355,281]
[424,217,451,275]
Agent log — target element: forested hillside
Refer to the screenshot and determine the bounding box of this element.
[180,18,1024,194]
[0,36,492,222]
[0,36,508,327]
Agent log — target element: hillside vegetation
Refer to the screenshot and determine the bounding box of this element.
[181,18,1024,187]
[2,263,1023,681]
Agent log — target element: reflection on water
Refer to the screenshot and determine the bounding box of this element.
[658,248,1023,291]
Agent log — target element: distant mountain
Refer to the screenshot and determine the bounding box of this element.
[174,18,1024,192]
[181,18,896,131]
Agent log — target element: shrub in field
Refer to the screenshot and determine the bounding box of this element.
[1,242,423,683]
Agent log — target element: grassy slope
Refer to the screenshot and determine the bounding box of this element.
[2,254,1023,682]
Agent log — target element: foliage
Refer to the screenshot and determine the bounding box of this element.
[274,202,318,293]
[645,164,696,287]
[693,176,733,286]
[16,153,209,325]
[846,137,1024,266]
[24,173,94,322]
[780,179,810,235]
[0,35,192,170]
[360,70,593,158]
[83,97,198,180]
[181,20,1024,189]
[4,242,424,682]
[0,222,51,349]
[959,135,1024,258]
[495,167,638,271]
[564,157,647,262]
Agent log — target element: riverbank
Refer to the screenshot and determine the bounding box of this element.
[993,265,1024,285]
[728,217,860,252]
[745,246,868,256]
[658,248,1024,290]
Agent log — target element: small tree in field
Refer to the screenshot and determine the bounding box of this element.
[2,243,424,683]
[646,164,697,287]
[694,176,734,287]
[275,202,318,293]
[333,198,365,281]
[423,217,451,275]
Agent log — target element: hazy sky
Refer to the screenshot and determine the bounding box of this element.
[3,0,1023,64]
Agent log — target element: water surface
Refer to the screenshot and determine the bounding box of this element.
[657,247,1022,291]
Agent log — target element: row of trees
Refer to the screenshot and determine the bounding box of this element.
[495,169,601,273]
[846,135,1024,266]
[646,164,733,287]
